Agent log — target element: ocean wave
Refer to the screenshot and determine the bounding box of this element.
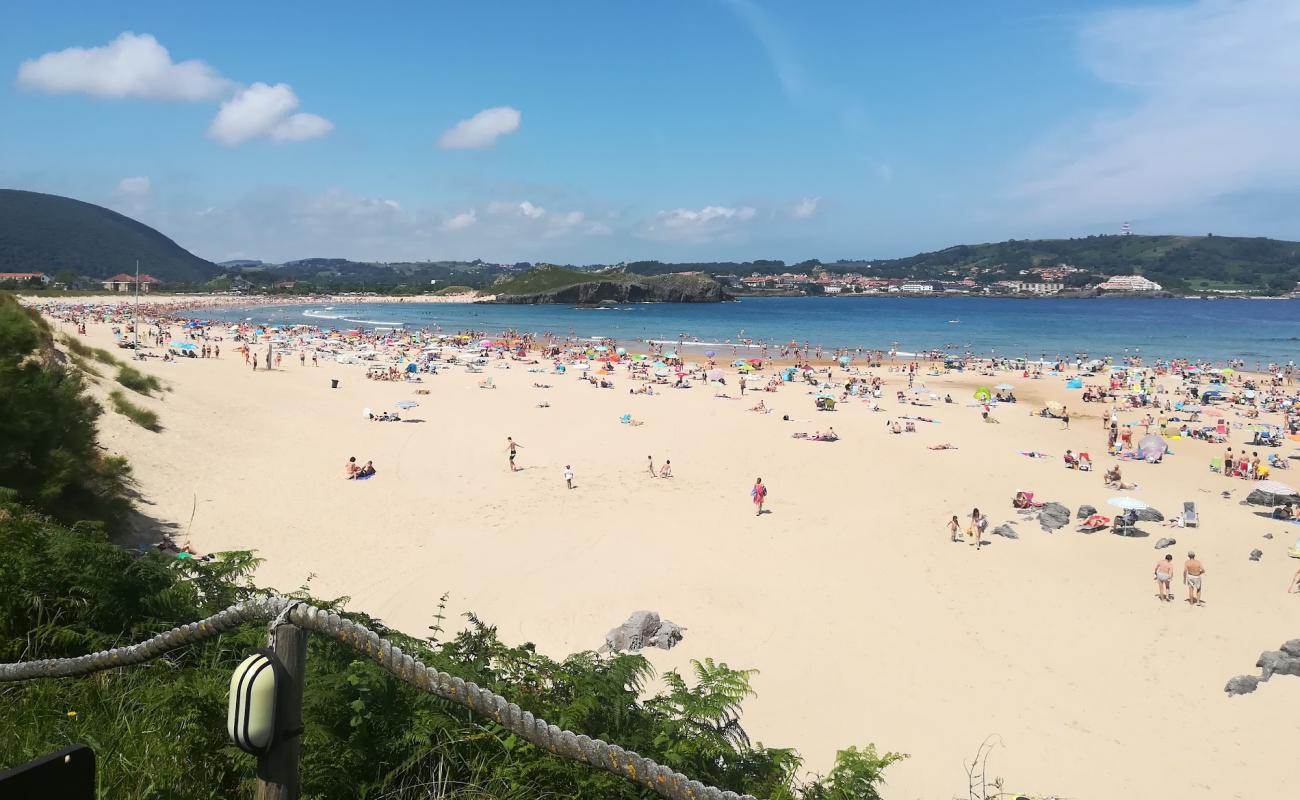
[342,318,405,326]
[302,310,343,319]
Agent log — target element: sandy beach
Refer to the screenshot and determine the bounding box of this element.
[41,300,1300,799]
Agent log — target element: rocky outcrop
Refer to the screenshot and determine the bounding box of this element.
[603,611,685,652]
[1225,639,1300,695]
[492,272,731,304]
[1038,502,1071,531]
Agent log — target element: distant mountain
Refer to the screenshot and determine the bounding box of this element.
[0,190,221,283]
[218,259,264,268]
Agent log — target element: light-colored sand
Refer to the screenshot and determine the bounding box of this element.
[61,315,1300,799]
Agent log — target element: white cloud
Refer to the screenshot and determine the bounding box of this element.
[1011,0,1300,223]
[646,205,758,241]
[442,209,477,231]
[488,200,546,219]
[270,112,334,142]
[117,176,151,196]
[16,32,231,101]
[791,196,820,219]
[437,106,521,149]
[208,83,332,146]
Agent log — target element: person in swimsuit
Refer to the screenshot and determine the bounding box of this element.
[344,456,360,479]
[1154,553,1174,601]
[947,515,961,543]
[1183,551,1206,605]
[751,478,767,516]
[507,437,523,471]
[647,455,656,478]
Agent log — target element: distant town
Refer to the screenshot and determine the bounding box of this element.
[722,263,1170,296]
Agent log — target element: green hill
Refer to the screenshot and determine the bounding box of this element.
[0,189,220,284]
[488,265,731,303]
[843,234,1300,293]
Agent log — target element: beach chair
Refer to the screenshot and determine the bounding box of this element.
[1179,501,1199,528]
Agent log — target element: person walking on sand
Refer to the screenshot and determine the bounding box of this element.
[1061,406,1070,430]
[970,507,987,548]
[751,477,767,516]
[563,464,574,490]
[1288,566,1300,594]
[507,437,523,471]
[647,455,656,478]
[1154,553,1174,601]
[948,514,961,543]
[1183,551,1206,605]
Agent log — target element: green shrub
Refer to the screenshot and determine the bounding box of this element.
[115,362,164,396]
[108,389,161,432]
[0,294,131,528]
[60,333,118,365]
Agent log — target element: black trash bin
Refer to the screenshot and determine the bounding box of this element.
[330,379,339,389]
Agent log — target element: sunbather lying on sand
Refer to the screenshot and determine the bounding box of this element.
[928,443,958,450]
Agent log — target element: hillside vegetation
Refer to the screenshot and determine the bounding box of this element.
[489,265,731,303]
[859,234,1300,292]
[0,190,220,283]
[0,293,901,799]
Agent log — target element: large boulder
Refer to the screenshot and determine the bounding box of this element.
[1076,504,1097,519]
[1256,650,1300,680]
[1135,507,1165,522]
[1224,675,1261,696]
[1038,502,1071,532]
[992,523,1019,540]
[1155,537,1177,549]
[604,611,685,652]
[1281,639,1300,658]
[1249,549,1263,561]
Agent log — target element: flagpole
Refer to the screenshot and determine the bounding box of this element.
[133,259,140,349]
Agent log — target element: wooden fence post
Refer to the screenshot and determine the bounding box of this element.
[255,624,306,800]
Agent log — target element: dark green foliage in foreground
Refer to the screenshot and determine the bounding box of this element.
[0,189,221,282]
[0,500,904,799]
[61,334,119,366]
[0,293,131,529]
[108,389,161,432]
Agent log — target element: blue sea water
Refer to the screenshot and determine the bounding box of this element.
[191,296,1300,365]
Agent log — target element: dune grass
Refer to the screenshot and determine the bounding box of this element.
[115,363,165,396]
[60,333,118,365]
[108,389,161,431]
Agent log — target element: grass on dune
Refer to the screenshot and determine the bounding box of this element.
[108,389,161,432]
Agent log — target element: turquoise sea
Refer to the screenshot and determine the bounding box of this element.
[191,296,1300,365]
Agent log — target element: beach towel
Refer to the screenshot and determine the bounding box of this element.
[355,472,376,481]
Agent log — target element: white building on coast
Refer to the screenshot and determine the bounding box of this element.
[1097,275,1163,292]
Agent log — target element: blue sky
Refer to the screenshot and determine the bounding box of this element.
[3,0,1298,264]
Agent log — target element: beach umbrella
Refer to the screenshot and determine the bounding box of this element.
[706,368,724,382]
[632,354,647,361]
[654,368,669,377]
[593,345,608,352]
[738,364,754,372]
[995,383,1015,391]
[973,387,992,401]
[576,363,591,371]
[733,359,747,367]
[1137,434,1167,459]
[1221,367,1236,375]
[663,351,677,359]
[1066,378,1084,389]
[838,355,850,366]
[816,391,835,399]
[652,360,667,369]
[395,400,419,410]
[616,347,626,356]
[910,384,928,394]
[1108,497,1149,511]
[747,358,763,366]
[1247,423,1279,432]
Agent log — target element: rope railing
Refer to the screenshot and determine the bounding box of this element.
[0,596,757,800]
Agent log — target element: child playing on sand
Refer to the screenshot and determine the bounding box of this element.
[564,465,574,490]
